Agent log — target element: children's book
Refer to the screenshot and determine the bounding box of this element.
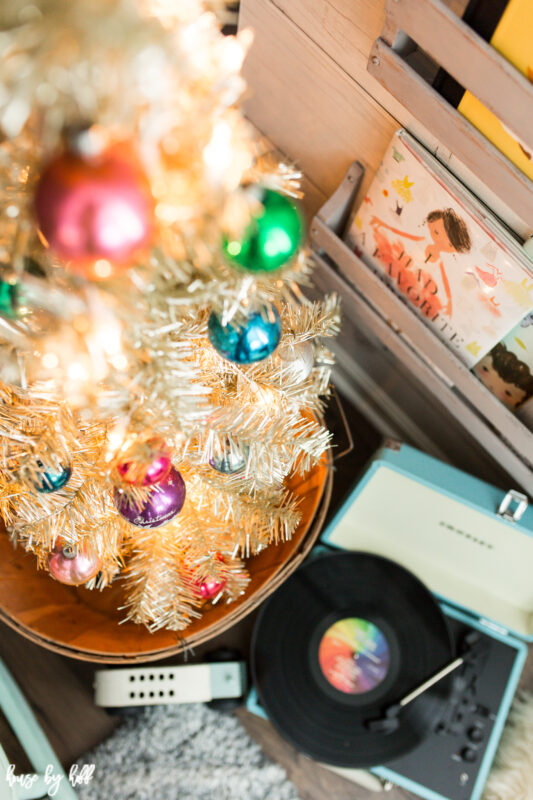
[474,311,533,410]
[344,130,533,367]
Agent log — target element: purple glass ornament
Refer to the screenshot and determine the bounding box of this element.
[114,466,186,528]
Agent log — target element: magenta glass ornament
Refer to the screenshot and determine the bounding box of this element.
[47,542,101,586]
[34,144,153,269]
[114,466,186,528]
[116,435,172,486]
[142,454,172,485]
[199,575,227,600]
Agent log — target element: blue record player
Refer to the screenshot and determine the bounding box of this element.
[248,440,531,800]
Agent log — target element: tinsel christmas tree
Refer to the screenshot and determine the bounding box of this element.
[0,0,339,633]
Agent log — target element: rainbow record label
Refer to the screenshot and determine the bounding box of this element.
[318,617,391,695]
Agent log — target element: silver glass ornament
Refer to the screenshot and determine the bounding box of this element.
[278,340,314,382]
[209,440,249,475]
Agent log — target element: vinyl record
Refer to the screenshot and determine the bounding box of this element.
[251,551,453,768]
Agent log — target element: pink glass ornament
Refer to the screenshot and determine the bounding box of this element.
[191,553,227,600]
[34,144,153,271]
[116,435,172,486]
[47,542,101,586]
[198,575,227,600]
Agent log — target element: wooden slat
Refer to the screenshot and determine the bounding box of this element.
[239,0,398,212]
[266,0,465,126]
[252,130,328,219]
[385,0,533,154]
[240,0,531,237]
[265,0,408,124]
[368,39,533,227]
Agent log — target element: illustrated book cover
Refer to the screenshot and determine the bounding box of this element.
[474,311,533,410]
[344,130,533,367]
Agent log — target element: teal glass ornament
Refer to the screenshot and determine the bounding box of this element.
[222,188,304,273]
[208,306,282,364]
[35,463,72,493]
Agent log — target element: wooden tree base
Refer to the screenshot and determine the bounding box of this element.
[0,454,332,663]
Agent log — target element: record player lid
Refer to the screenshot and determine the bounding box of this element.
[322,441,533,640]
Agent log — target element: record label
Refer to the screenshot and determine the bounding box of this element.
[318,617,391,695]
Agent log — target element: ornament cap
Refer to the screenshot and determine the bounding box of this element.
[64,123,107,160]
[62,544,77,560]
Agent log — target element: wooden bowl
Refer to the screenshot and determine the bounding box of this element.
[0,453,331,662]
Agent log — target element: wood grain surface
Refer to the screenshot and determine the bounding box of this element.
[0,622,116,768]
[240,0,398,217]
[240,0,531,237]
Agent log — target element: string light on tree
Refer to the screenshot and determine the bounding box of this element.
[278,340,315,382]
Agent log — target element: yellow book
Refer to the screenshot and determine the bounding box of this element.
[458,0,533,180]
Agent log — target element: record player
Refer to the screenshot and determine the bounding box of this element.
[248,441,532,800]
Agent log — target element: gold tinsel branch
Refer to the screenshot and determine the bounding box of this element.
[121,528,202,633]
[0,0,339,634]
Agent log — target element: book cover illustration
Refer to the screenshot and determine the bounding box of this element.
[474,311,533,410]
[345,131,533,367]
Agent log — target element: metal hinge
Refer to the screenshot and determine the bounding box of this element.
[479,618,508,637]
[497,490,528,523]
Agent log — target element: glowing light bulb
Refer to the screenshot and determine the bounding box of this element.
[67,362,88,381]
[203,121,233,183]
[41,352,59,369]
[93,259,113,279]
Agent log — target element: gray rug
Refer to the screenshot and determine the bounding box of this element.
[76,703,302,800]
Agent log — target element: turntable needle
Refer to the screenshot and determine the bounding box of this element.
[398,656,464,708]
[366,655,465,733]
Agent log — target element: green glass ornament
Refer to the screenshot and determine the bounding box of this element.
[222,188,304,273]
[0,279,20,319]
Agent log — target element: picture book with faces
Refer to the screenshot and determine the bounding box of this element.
[345,130,533,368]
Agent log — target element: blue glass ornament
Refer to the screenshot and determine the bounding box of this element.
[208,306,282,364]
[35,463,72,493]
